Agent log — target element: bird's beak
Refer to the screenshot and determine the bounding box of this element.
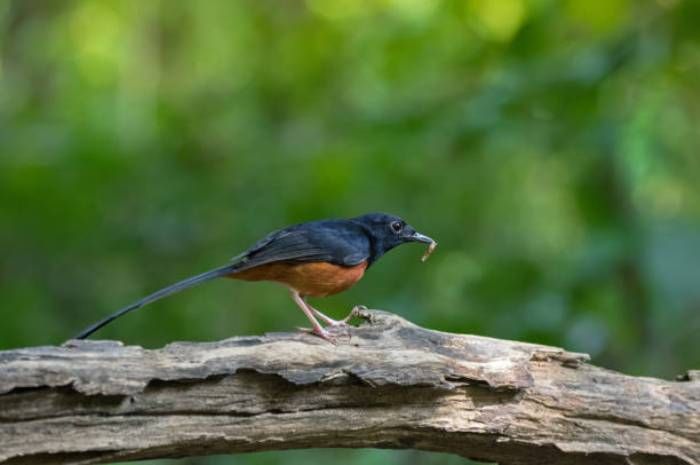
[409,232,435,244]
[408,231,438,262]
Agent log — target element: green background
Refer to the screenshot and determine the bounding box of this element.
[1,1,699,464]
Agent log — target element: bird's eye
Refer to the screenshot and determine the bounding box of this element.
[390,221,403,233]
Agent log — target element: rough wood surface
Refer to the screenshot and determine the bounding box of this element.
[1,309,698,465]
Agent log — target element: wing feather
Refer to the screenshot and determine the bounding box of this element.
[231,222,369,271]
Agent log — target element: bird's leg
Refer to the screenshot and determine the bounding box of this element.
[289,289,335,343]
[306,304,366,342]
[307,304,347,327]
[309,304,367,327]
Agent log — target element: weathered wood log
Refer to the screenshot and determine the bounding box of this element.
[1,309,698,465]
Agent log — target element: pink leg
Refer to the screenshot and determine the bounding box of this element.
[308,305,345,326]
[307,304,363,327]
[289,289,335,343]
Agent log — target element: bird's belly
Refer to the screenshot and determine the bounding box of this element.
[230,261,368,297]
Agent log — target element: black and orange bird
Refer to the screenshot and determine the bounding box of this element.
[73,212,437,342]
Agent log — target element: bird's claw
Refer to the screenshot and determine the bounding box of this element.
[296,326,339,345]
[299,304,368,343]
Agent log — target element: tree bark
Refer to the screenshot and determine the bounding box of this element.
[1,309,698,465]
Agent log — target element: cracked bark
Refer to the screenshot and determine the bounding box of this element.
[0,309,698,465]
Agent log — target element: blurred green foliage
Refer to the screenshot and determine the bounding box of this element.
[1,0,699,464]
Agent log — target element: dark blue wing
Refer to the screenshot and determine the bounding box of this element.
[231,220,370,270]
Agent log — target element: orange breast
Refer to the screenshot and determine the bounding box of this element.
[229,261,368,297]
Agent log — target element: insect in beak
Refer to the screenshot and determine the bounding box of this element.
[408,232,437,262]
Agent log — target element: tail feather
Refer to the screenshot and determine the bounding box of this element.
[72,263,237,340]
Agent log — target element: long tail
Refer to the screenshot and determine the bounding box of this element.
[73,263,238,340]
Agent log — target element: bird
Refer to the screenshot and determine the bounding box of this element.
[72,212,437,342]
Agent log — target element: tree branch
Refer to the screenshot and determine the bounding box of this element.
[1,309,698,465]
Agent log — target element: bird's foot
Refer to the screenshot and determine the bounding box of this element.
[311,305,367,327]
[296,326,340,344]
[299,304,369,343]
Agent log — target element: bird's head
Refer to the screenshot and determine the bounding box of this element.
[351,212,436,264]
